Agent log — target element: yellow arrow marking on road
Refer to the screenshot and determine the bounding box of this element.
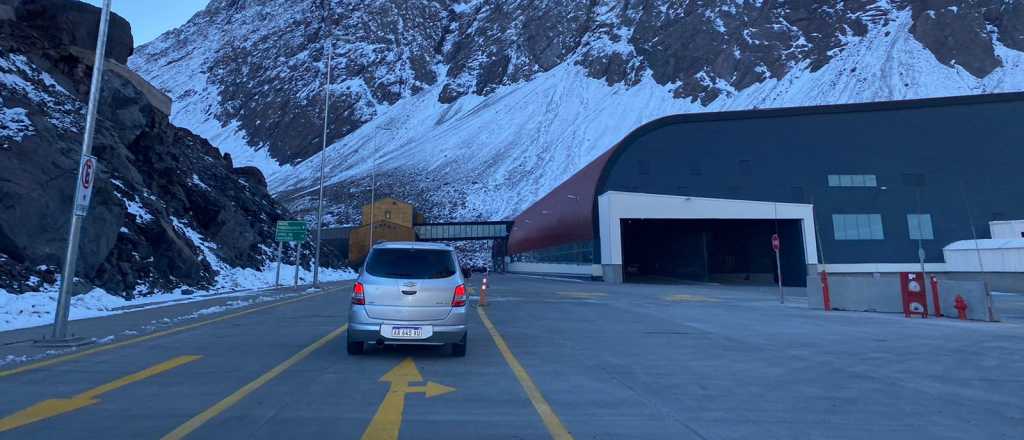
[361,357,455,440]
[0,355,201,432]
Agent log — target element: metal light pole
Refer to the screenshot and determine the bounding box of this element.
[368,126,392,247]
[914,189,931,304]
[51,0,112,341]
[311,38,332,289]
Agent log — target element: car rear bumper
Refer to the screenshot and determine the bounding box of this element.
[348,305,467,345]
[348,323,466,345]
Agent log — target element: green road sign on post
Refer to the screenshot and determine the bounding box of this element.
[276,221,308,242]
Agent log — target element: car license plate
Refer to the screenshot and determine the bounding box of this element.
[391,326,422,338]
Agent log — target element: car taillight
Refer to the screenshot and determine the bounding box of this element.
[352,282,365,305]
[452,284,466,307]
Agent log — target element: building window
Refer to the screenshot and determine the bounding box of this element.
[827,174,877,187]
[738,159,752,176]
[510,241,594,264]
[833,214,885,240]
[384,210,391,220]
[907,214,934,240]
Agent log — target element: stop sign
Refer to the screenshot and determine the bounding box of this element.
[771,234,780,252]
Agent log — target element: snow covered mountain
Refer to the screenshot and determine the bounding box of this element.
[129,0,1024,223]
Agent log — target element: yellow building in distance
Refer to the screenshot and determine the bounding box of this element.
[348,198,423,265]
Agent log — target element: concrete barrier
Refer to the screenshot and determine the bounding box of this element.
[938,280,999,321]
[806,274,901,312]
[807,273,999,321]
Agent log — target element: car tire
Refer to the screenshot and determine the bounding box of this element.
[346,337,364,355]
[451,333,467,357]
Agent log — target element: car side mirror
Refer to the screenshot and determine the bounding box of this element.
[461,267,471,279]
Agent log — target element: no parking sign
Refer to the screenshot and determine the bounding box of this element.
[73,155,98,217]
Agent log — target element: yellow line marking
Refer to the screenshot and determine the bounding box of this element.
[663,294,718,303]
[161,323,348,440]
[555,292,607,300]
[477,307,573,440]
[361,357,456,440]
[0,288,340,378]
[0,355,201,432]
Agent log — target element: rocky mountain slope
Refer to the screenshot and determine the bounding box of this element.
[0,0,302,296]
[130,0,1024,223]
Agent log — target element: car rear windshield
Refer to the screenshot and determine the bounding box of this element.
[365,248,457,279]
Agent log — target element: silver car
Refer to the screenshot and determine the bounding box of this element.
[347,242,469,356]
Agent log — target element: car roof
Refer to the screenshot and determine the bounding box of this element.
[372,241,453,250]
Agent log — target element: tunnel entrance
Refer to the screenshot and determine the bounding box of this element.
[620,219,807,286]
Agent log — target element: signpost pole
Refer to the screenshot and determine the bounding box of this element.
[293,242,301,286]
[772,234,783,304]
[51,0,112,341]
[775,250,784,304]
[274,240,283,286]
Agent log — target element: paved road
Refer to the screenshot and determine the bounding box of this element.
[1,275,1022,439]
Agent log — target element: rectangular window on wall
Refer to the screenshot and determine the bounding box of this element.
[907,214,934,240]
[828,174,878,187]
[738,159,752,176]
[833,214,885,240]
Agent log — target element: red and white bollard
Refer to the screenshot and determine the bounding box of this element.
[480,269,489,307]
[930,276,942,318]
[820,271,831,311]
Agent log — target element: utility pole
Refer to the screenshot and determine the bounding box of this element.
[368,126,392,247]
[50,0,112,342]
[914,190,930,293]
[311,37,332,290]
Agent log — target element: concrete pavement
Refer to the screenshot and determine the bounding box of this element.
[1,274,1022,439]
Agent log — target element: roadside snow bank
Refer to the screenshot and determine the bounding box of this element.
[0,287,126,332]
[0,263,355,332]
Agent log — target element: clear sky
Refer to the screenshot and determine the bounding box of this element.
[83,0,210,45]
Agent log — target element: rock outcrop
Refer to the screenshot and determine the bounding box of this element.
[0,0,297,296]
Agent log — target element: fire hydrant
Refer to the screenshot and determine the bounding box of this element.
[954,295,968,320]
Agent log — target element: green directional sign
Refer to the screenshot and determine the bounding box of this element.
[276,220,308,242]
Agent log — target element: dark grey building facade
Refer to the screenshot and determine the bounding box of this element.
[509,92,1024,285]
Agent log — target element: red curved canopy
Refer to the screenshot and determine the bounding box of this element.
[507,148,615,255]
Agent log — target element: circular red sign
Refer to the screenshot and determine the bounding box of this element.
[81,158,94,189]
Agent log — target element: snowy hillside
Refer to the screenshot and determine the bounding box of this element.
[129,0,1024,223]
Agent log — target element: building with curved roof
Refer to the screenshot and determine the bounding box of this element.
[508,92,1024,285]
